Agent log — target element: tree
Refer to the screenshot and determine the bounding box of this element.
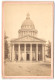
[47,41,51,58]
[4,33,9,60]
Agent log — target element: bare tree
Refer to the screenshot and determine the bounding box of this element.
[47,41,51,58]
[4,33,9,60]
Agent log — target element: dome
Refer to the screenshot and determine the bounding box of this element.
[18,13,38,38]
[21,13,35,29]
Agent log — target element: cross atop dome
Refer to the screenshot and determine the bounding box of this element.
[26,13,30,19]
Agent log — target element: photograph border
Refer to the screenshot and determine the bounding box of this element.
[2,1,54,79]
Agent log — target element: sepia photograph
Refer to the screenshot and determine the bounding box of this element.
[2,1,54,78]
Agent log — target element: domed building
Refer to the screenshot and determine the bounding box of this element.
[10,13,46,61]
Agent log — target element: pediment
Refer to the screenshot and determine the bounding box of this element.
[11,35,46,42]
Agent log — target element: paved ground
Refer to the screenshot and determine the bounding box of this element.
[4,61,51,76]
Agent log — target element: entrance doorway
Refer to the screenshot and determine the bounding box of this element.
[27,54,30,60]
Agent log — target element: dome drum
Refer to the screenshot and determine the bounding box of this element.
[18,29,37,37]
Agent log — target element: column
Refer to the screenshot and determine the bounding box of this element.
[18,44,21,61]
[36,44,38,61]
[30,44,32,61]
[12,44,15,61]
[24,44,26,61]
[42,44,45,61]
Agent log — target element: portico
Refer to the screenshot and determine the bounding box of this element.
[11,42,45,61]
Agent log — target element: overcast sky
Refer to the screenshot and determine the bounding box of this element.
[3,2,53,42]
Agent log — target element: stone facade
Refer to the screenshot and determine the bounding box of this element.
[10,13,46,61]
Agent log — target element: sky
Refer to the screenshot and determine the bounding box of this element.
[3,2,53,42]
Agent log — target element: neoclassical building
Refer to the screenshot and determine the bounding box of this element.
[10,13,46,61]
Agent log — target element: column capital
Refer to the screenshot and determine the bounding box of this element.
[42,44,45,46]
[30,44,32,45]
[24,43,26,45]
[18,44,20,45]
[36,44,38,45]
[24,44,26,45]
